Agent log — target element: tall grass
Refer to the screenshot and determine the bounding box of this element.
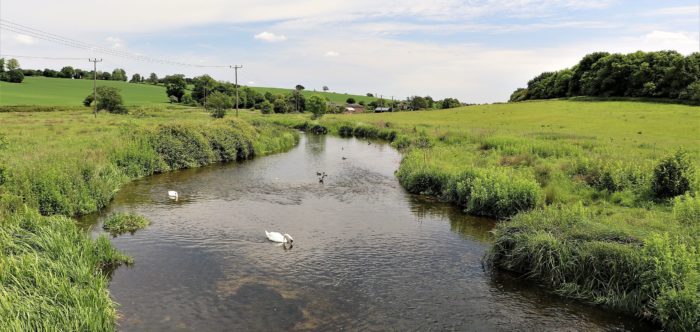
[0,210,131,330]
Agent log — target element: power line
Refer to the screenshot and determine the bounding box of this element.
[0,54,86,60]
[0,19,229,68]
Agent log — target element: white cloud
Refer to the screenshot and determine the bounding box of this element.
[642,31,698,53]
[106,37,123,49]
[254,31,287,42]
[14,34,35,45]
[324,51,339,57]
[247,81,256,85]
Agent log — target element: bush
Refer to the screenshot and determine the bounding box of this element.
[3,69,24,83]
[652,150,695,198]
[346,97,356,104]
[260,100,273,114]
[208,91,232,118]
[181,94,197,106]
[84,86,127,114]
[673,193,700,225]
[151,124,215,170]
[169,95,179,103]
[307,95,328,119]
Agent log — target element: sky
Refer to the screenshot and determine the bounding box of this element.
[0,0,698,103]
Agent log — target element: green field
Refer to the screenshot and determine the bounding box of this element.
[248,100,700,330]
[0,77,376,106]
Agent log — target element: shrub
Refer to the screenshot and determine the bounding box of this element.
[338,125,354,137]
[260,100,273,114]
[84,86,127,114]
[673,193,700,225]
[207,91,232,118]
[150,124,215,170]
[307,95,328,119]
[454,168,542,218]
[652,149,695,198]
[181,94,197,106]
[103,212,150,236]
[169,95,179,104]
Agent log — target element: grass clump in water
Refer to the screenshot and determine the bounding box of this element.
[103,212,150,236]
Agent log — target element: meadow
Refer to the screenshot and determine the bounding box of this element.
[247,99,700,330]
[0,76,376,106]
[0,105,298,329]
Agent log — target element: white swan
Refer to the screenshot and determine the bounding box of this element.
[265,230,293,243]
[168,190,178,201]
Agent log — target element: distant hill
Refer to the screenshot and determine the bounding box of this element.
[0,77,377,106]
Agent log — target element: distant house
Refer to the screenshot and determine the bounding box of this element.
[344,104,366,114]
[374,107,392,113]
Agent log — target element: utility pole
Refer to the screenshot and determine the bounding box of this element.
[89,58,103,118]
[231,65,243,117]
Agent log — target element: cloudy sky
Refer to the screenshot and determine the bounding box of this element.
[0,0,698,102]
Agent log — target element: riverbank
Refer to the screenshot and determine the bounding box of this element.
[245,100,700,330]
[0,107,299,329]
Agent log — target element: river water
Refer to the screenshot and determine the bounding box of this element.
[81,134,653,331]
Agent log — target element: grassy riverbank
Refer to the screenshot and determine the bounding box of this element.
[0,106,299,329]
[246,100,700,330]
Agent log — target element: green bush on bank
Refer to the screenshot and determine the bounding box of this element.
[397,150,542,219]
[103,212,150,236]
[488,205,700,330]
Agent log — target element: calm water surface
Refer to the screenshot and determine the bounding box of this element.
[82,134,654,331]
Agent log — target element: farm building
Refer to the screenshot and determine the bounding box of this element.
[374,107,392,113]
[344,104,366,114]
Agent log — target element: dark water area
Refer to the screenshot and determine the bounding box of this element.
[81,134,654,331]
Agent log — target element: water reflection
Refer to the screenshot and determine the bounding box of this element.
[81,134,654,331]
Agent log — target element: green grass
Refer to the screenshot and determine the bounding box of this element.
[246,99,700,329]
[0,77,169,106]
[103,213,150,236]
[0,77,377,106]
[0,105,299,329]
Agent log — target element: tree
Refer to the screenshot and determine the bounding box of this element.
[207,91,232,118]
[366,93,374,97]
[83,86,127,114]
[59,66,75,79]
[425,96,435,108]
[286,91,306,112]
[6,58,20,71]
[307,95,328,119]
[100,71,112,80]
[260,100,273,114]
[147,73,159,84]
[129,73,142,83]
[264,91,275,102]
[410,96,427,110]
[191,75,219,105]
[164,74,187,102]
[273,98,288,113]
[295,84,305,91]
[346,97,356,104]
[0,58,5,73]
[322,86,329,92]
[112,68,127,81]
[440,98,461,108]
[3,69,24,83]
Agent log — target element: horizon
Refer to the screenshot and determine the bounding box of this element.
[1,0,699,103]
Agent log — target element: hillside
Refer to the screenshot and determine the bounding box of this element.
[0,77,377,106]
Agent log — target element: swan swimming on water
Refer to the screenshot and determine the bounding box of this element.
[168,190,178,201]
[265,230,293,244]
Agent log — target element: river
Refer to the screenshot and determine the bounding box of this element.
[81,134,653,331]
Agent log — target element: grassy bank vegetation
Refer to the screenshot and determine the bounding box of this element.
[0,106,298,329]
[103,213,150,236]
[246,99,700,329]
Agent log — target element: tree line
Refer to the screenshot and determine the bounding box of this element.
[1,58,467,113]
[510,50,700,103]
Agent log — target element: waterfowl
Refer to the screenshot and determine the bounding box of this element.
[168,190,178,201]
[265,230,293,244]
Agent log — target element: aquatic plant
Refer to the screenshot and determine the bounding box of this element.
[103,212,150,235]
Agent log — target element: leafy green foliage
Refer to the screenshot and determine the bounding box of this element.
[164,74,187,102]
[673,193,700,225]
[83,86,127,114]
[260,100,273,114]
[307,95,328,119]
[512,51,700,104]
[652,149,695,198]
[207,91,232,118]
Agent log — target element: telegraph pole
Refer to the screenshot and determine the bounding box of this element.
[89,58,103,118]
[231,65,243,117]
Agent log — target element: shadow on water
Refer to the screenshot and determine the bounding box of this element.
[80,134,656,331]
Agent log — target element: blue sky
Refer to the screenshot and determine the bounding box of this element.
[1,0,698,102]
